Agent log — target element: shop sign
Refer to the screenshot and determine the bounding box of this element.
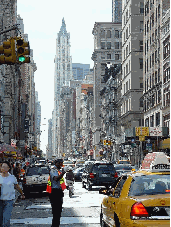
[139,135,145,141]
[149,127,162,136]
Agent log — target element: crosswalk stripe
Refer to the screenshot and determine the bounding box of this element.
[11,217,100,224]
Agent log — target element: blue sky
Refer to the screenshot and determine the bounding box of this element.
[17,0,112,153]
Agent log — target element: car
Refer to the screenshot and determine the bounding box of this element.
[81,161,118,191]
[114,164,135,177]
[73,167,85,181]
[75,160,85,168]
[23,165,50,196]
[100,152,170,227]
[63,160,75,168]
[118,159,131,164]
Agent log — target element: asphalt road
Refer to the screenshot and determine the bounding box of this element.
[10,182,105,226]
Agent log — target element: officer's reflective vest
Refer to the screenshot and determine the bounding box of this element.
[46,170,66,193]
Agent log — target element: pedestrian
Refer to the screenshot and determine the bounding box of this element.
[13,163,21,183]
[0,161,25,227]
[49,159,67,227]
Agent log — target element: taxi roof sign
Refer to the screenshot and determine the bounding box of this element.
[141,152,170,172]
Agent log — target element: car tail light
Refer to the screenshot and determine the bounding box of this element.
[23,177,26,185]
[89,173,94,178]
[165,189,170,192]
[131,202,149,218]
[114,172,118,178]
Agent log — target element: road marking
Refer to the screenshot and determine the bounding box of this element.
[11,217,100,224]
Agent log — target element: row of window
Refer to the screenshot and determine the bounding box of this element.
[101,42,121,50]
[144,90,161,111]
[144,69,160,92]
[100,30,122,39]
[145,1,160,18]
[101,53,121,61]
[144,52,160,73]
[145,111,161,127]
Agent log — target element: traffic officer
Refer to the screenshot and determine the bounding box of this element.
[49,159,66,227]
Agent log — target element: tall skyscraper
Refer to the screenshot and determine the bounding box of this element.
[52,18,73,156]
[112,0,122,23]
[72,63,90,81]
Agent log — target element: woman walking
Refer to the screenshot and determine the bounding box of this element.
[0,161,25,227]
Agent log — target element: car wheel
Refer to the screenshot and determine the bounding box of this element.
[87,181,92,191]
[114,213,120,227]
[82,181,86,188]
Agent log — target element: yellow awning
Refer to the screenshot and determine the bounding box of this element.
[159,138,170,149]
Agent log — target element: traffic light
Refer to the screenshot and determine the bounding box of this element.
[0,38,16,64]
[24,119,29,133]
[16,37,30,63]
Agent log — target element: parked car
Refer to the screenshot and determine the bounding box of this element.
[114,164,134,177]
[73,167,85,181]
[81,161,118,191]
[23,165,50,196]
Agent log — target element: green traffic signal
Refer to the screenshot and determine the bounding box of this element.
[18,56,25,62]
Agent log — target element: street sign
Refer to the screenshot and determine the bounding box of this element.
[136,127,149,136]
[149,127,162,136]
[139,135,145,141]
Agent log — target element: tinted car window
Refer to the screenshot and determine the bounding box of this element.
[115,165,132,170]
[26,167,39,176]
[119,161,130,164]
[129,175,170,196]
[92,164,115,173]
[40,167,50,174]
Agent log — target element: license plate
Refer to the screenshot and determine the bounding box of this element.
[101,174,109,177]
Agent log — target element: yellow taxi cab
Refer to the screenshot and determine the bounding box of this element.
[117,159,131,165]
[100,152,170,227]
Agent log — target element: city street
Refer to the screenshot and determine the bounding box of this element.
[11,182,106,227]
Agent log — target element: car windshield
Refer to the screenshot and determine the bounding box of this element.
[115,165,132,170]
[129,174,170,196]
[26,167,49,176]
[92,164,115,173]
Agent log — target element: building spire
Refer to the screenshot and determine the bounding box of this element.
[59,17,67,35]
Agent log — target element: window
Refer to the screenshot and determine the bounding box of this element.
[100,29,105,38]
[107,42,111,49]
[126,81,128,91]
[145,118,149,127]
[150,115,154,127]
[152,94,155,106]
[126,64,128,74]
[158,90,161,103]
[107,30,111,38]
[107,54,111,59]
[115,42,119,49]
[115,30,119,38]
[126,45,128,56]
[101,42,105,49]
[155,50,157,63]
[126,28,128,38]
[129,60,130,71]
[152,53,154,66]
[129,42,130,53]
[139,58,143,69]
[139,40,143,51]
[140,83,143,88]
[156,112,160,126]
[115,54,119,60]
[140,21,144,32]
[150,56,151,68]
[101,53,105,59]
[120,42,122,49]
[158,4,160,18]
[140,2,144,13]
